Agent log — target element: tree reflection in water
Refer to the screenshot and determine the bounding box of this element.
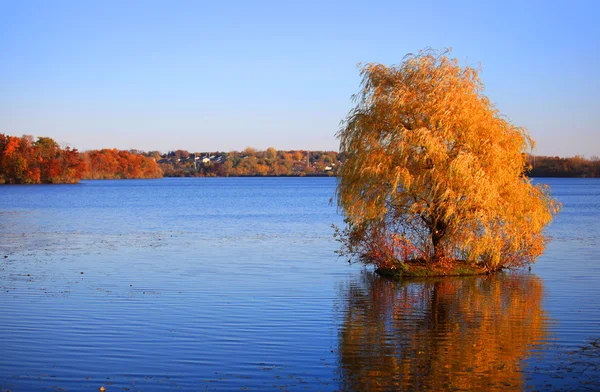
[337,272,549,391]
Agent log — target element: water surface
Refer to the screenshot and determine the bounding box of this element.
[0,177,598,391]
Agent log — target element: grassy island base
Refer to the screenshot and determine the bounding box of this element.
[375,260,500,279]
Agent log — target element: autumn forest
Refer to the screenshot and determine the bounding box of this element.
[0,133,598,184]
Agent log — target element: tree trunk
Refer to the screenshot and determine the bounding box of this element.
[430,218,447,262]
[432,233,444,262]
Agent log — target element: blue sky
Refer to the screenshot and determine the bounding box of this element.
[1,0,598,156]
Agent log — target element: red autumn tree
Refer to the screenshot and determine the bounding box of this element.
[0,134,85,184]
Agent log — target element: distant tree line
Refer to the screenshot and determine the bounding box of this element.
[157,150,600,179]
[0,134,161,184]
[0,134,85,184]
[528,155,600,178]
[81,149,162,180]
[155,147,343,177]
[2,133,598,183]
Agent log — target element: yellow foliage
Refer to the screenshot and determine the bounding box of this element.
[336,49,560,270]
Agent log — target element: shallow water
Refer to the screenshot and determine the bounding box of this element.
[0,177,598,391]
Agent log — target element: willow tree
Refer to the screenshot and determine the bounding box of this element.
[336,49,560,274]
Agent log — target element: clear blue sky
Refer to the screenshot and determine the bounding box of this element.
[1,0,598,156]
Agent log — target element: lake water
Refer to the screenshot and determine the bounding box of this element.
[0,177,598,391]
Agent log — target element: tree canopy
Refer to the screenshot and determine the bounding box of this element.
[335,49,561,274]
[81,149,162,180]
[0,134,85,184]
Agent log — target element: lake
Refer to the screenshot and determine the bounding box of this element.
[0,177,598,391]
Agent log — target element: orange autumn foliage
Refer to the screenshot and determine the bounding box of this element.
[81,149,162,180]
[0,134,85,184]
[336,49,561,271]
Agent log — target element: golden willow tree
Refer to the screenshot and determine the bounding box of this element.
[336,49,560,275]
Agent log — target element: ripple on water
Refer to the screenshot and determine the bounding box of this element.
[0,177,599,390]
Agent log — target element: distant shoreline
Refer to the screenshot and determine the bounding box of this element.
[2,133,598,183]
